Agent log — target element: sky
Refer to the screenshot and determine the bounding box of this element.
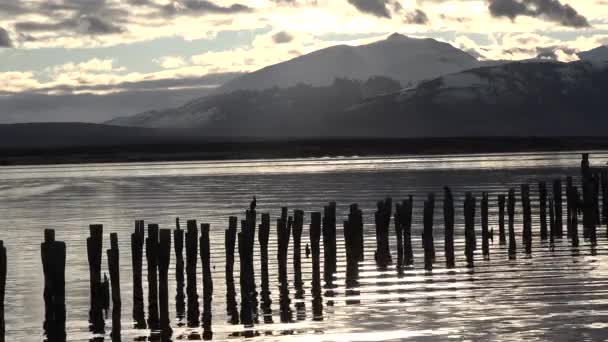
[0,0,607,122]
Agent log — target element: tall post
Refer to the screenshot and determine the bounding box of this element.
[277,208,292,323]
[200,224,213,340]
[146,224,160,330]
[158,229,172,335]
[107,233,121,339]
[185,220,199,327]
[225,217,239,324]
[464,192,476,268]
[174,218,185,321]
[293,210,304,297]
[403,196,414,266]
[131,220,146,328]
[507,189,517,260]
[0,241,5,342]
[310,212,323,321]
[521,184,532,255]
[498,195,506,245]
[481,192,490,259]
[374,198,392,267]
[539,182,548,240]
[422,193,435,271]
[444,187,455,268]
[87,224,104,334]
[259,213,272,323]
[553,179,563,238]
[41,229,66,341]
[322,202,337,286]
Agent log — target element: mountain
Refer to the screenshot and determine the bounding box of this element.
[337,60,608,137]
[218,33,479,92]
[578,45,608,66]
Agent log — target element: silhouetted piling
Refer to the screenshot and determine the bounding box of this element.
[521,185,532,255]
[225,217,239,324]
[422,193,435,271]
[238,230,253,328]
[481,192,490,259]
[566,177,573,238]
[601,170,608,227]
[174,218,185,322]
[131,220,146,329]
[444,187,455,268]
[244,210,258,322]
[87,224,105,334]
[322,202,337,286]
[277,208,292,323]
[553,180,563,238]
[539,182,548,240]
[549,197,556,247]
[348,204,364,262]
[185,220,199,327]
[0,241,5,342]
[259,213,272,323]
[200,224,213,340]
[374,198,392,268]
[293,210,305,297]
[107,233,121,339]
[344,219,359,287]
[571,186,580,247]
[464,193,476,268]
[402,196,414,266]
[146,224,160,330]
[498,195,506,245]
[158,229,172,335]
[310,212,323,321]
[507,189,517,259]
[41,229,66,341]
[583,175,598,244]
[394,202,404,269]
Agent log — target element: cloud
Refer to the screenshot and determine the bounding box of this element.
[347,0,393,18]
[488,0,590,27]
[404,9,429,25]
[154,56,188,69]
[161,0,253,17]
[272,31,294,44]
[0,27,12,47]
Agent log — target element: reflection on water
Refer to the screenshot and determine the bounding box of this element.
[0,151,607,341]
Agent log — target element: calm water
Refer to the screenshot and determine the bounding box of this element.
[1,152,608,341]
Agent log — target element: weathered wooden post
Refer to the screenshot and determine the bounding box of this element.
[374,198,392,268]
[310,212,323,321]
[107,233,121,339]
[225,217,239,324]
[185,220,199,327]
[395,202,404,269]
[293,210,305,297]
[521,184,532,255]
[322,202,337,286]
[481,192,490,259]
[549,197,556,247]
[146,224,160,330]
[444,187,455,268]
[403,196,414,266]
[238,231,253,328]
[131,220,146,328]
[41,229,66,341]
[498,195,506,245]
[571,186,580,247]
[259,213,272,323]
[200,224,213,340]
[423,193,435,271]
[464,192,476,268]
[507,189,517,260]
[244,210,259,323]
[87,224,104,334]
[583,176,598,244]
[174,218,185,321]
[349,204,364,262]
[158,229,172,335]
[277,208,292,323]
[601,170,608,227]
[539,182,548,240]
[0,241,5,341]
[344,219,359,288]
[553,179,563,238]
[566,177,573,238]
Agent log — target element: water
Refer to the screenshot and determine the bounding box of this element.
[1,151,608,341]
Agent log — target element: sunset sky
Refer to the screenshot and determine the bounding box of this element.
[0,0,607,121]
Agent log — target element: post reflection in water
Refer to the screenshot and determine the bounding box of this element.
[0,151,607,341]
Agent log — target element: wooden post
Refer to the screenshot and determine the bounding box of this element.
[293,210,305,297]
[310,212,323,321]
[403,196,414,266]
[601,170,608,227]
[185,220,199,327]
[244,210,258,323]
[344,219,359,288]
[549,197,556,247]
[507,189,517,260]
[200,224,213,340]
[146,224,160,330]
[41,229,66,341]
[349,204,364,262]
[539,182,548,240]
[464,192,476,268]
[238,231,253,328]
[225,217,239,324]
[374,198,392,268]
[481,192,490,259]
[131,220,146,328]
[566,177,573,238]
[322,202,337,286]
[174,218,185,322]
[422,193,435,271]
[259,213,272,323]
[521,184,532,255]
[571,186,580,247]
[107,233,121,339]
[553,179,563,238]
[583,176,598,245]
[87,224,104,334]
[0,241,5,342]
[394,202,404,269]
[158,229,172,334]
[444,187,455,268]
[277,208,292,323]
[498,195,506,245]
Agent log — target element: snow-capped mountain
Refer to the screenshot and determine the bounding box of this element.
[218,33,479,92]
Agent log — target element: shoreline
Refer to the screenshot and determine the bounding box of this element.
[1,136,607,166]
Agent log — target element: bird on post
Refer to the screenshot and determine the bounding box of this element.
[250,196,257,211]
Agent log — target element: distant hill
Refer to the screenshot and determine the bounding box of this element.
[218,33,479,92]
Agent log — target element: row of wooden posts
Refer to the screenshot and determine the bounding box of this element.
[0,154,605,341]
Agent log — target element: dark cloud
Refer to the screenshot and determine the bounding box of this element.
[347,0,393,18]
[272,31,294,44]
[16,16,123,35]
[0,28,12,47]
[536,45,578,59]
[488,0,590,27]
[161,0,253,17]
[404,9,429,24]
[270,0,319,6]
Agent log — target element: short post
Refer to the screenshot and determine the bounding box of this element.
[422,193,435,271]
[464,192,476,268]
[481,192,490,259]
[41,229,66,341]
[498,195,506,245]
